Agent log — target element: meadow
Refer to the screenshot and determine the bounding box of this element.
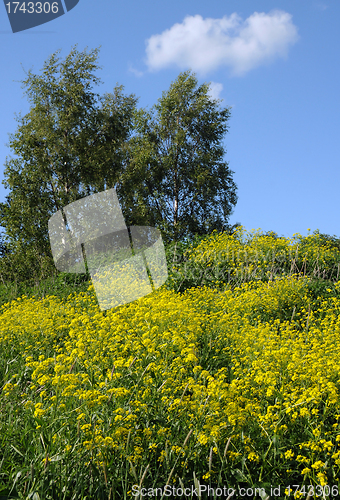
[1,227,340,499]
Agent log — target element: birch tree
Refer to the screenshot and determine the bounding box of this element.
[120,71,238,243]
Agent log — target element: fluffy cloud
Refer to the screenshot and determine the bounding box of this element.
[145,10,299,76]
[207,82,224,100]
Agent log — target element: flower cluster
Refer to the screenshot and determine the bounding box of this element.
[1,227,340,495]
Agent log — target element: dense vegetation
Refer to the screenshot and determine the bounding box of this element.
[1,44,340,500]
[0,46,238,287]
[2,226,340,499]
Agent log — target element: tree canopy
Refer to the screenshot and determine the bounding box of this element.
[0,48,239,285]
[119,71,238,243]
[0,46,138,282]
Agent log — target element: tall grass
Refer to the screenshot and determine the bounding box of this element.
[1,227,340,499]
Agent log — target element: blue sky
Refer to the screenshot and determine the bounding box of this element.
[0,0,339,242]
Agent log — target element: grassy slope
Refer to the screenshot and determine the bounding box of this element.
[1,227,340,498]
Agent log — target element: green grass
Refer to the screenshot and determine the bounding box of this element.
[1,227,340,498]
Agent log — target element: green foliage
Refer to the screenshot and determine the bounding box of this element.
[118,70,238,244]
[165,226,340,295]
[0,51,240,288]
[2,225,340,316]
[0,272,92,311]
[3,229,340,496]
[0,46,138,284]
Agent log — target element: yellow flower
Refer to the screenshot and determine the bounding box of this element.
[198,433,209,445]
[311,460,324,470]
[247,452,259,462]
[316,472,327,486]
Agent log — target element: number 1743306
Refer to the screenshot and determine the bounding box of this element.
[5,2,59,14]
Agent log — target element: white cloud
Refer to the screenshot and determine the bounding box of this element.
[207,82,224,100]
[128,64,144,77]
[145,10,299,76]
